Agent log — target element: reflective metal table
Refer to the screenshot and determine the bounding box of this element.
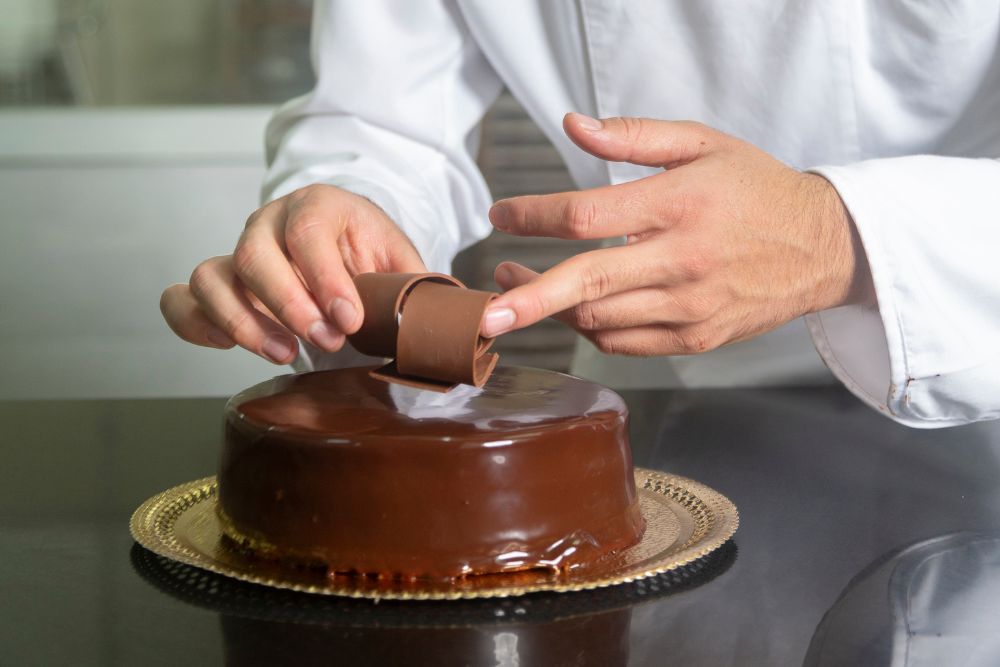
[3,386,999,665]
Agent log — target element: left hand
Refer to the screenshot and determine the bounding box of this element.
[479,113,870,356]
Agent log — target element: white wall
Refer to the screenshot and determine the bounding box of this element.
[0,107,284,399]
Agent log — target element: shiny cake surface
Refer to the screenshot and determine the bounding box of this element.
[218,366,644,579]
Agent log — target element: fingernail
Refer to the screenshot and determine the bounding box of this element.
[262,335,294,363]
[308,321,344,351]
[329,297,358,331]
[206,326,234,348]
[481,307,516,337]
[573,113,604,132]
[494,264,513,288]
[490,202,511,230]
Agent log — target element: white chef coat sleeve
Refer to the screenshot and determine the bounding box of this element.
[261,0,503,274]
[806,156,1000,428]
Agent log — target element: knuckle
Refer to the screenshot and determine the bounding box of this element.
[676,327,719,355]
[681,120,711,143]
[244,196,283,230]
[679,296,714,323]
[287,183,323,204]
[664,187,703,224]
[677,247,715,282]
[579,264,615,302]
[188,260,220,299]
[232,238,266,279]
[243,209,262,230]
[591,330,643,356]
[562,199,599,238]
[592,331,623,355]
[619,117,649,162]
[285,213,328,247]
[682,120,710,135]
[521,290,552,325]
[269,292,308,326]
[221,309,254,340]
[619,116,646,144]
[571,302,602,331]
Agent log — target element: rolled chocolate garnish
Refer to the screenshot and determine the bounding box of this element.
[346,273,500,392]
[349,273,462,358]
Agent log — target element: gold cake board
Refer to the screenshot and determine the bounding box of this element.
[129,468,738,601]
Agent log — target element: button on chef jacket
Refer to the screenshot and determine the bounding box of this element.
[262,0,1000,429]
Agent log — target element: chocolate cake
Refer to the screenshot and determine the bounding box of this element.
[217,365,645,580]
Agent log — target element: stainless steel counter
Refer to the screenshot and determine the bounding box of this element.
[2,384,999,665]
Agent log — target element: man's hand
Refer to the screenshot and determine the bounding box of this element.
[479,113,869,356]
[160,184,425,364]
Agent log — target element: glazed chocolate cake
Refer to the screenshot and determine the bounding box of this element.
[217,365,644,580]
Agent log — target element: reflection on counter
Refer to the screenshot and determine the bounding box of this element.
[221,611,630,667]
[805,532,1000,667]
[131,540,736,666]
[0,0,313,106]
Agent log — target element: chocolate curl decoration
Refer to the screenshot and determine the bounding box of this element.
[347,273,500,392]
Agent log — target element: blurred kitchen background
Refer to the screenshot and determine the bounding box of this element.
[1,0,595,400]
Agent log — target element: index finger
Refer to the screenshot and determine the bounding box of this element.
[482,242,671,335]
[283,192,364,334]
[489,177,663,240]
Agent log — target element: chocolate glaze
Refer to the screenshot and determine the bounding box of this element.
[218,366,645,580]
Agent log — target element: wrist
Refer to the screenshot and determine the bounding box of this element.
[804,173,874,312]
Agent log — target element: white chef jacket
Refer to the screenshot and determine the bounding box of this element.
[262,0,1000,428]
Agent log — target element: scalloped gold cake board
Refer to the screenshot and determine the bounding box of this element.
[130,468,737,600]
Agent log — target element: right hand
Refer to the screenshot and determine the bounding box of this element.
[160,184,426,364]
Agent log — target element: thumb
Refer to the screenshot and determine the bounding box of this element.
[563,112,721,169]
